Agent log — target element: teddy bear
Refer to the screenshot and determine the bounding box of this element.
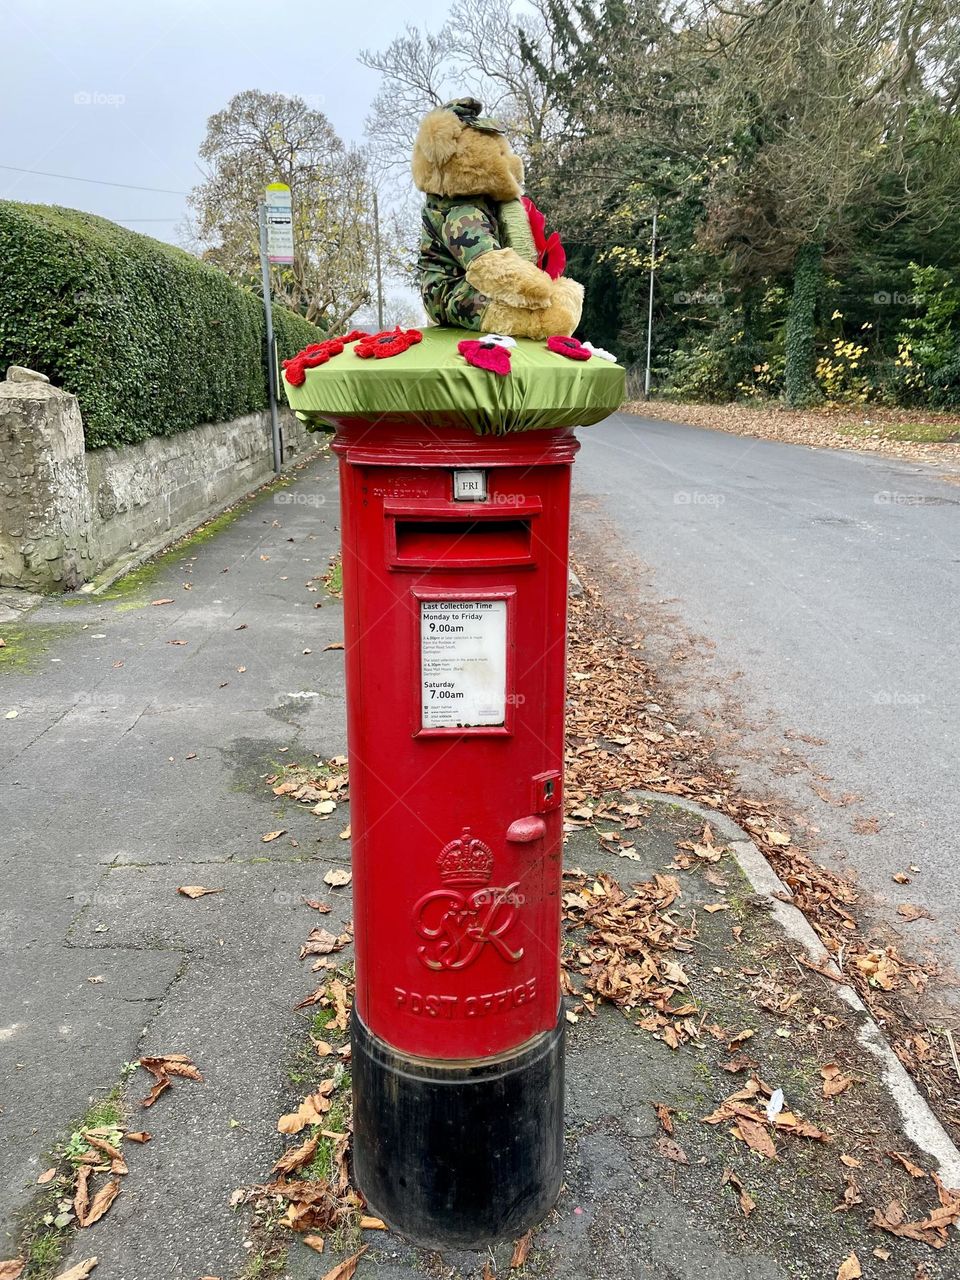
[413,98,584,339]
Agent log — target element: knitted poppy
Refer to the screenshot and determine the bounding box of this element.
[341,329,369,344]
[521,196,567,280]
[546,335,591,361]
[354,327,423,359]
[458,338,512,376]
[583,341,618,362]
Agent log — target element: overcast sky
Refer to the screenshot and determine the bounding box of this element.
[0,0,455,244]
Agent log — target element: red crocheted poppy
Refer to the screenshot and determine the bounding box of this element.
[522,197,567,280]
[354,327,423,359]
[341,329,369,344]
[546,335,591,361]
[282,338,347,386]
[458,338,511,376]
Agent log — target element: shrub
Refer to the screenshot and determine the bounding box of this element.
[0,201,323,449]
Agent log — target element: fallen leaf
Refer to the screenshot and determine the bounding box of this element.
[339,826,351,840]
[897,903,931,922]
[654,1103,675,1134]
[37,1168,57,1184]
[722,1167,755,1217]
[177,886,223,899]
[836,1253,861,1280]
[482,1264,496,1280]
[872,1248,891,1261]
[150,598,174,606]
[840,1154,862,1169]
[303,1235,325,1253]
[893,872,911,884]
[304,899,332,912]
[124,1132,151,1144]
[655,1135,688,1164]
[359,1215,387,1229]
[323,868,352,887]
[74,1165,91,1223]
[52,1262,98,1280]
[887,1150,926,1178]
[272,1133,319,1176]
[821,1064,854,1097]
[323,642,345,651]
[510,1230,533,1268]
[80,1179,120,1226]
[261,830,286,843]
[0,1262,25,1280]
[320,1248,366,1280]
[703,902,730,913]
[314,1040,334,1057]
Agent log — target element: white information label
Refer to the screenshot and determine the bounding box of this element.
[265,183,294,264]
[421,600,507,728]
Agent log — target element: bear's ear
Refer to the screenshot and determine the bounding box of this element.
[412,108,462,187]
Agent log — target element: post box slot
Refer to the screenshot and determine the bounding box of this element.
[393,517,533,568]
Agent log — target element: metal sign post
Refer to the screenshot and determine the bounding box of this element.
[259,183,295,474]
[644,204,658,400]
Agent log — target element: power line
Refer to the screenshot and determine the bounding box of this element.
[0,163,188,196]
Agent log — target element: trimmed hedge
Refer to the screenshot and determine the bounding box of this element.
[0,201,323,449]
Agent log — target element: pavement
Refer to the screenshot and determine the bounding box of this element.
[1,444,958,1280]
[574,413,960,980]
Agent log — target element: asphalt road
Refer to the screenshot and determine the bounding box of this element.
[575,413,960,975]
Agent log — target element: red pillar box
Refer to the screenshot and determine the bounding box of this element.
[283,327,624,1247]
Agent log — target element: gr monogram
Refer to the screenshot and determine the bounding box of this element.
[413,828,524,972]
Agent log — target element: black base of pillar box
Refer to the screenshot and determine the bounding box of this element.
[351,1012,565,1249]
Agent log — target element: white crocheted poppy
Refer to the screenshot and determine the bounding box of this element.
[583,341,617,362]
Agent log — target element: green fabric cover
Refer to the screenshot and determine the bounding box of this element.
[282,326,625,436]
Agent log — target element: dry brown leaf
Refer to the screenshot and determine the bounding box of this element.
[304,899,332,912]
[840,1154,862,1169]
[261,830,286,843]
[52,1262,98,1280]
[482,1264,496,1280]
[37,1167,57,1184]
[272,1133,320,1176]
[150,598,174,606]
[655,1135,688,1164]
[821,1064,854,1098]
[897,902,931,922]
[323,868,352,887]
[177,885,223,899]
[654,1103,675,1135]
[510,1230,533,1268]
[359,1215,387,1229]
[736,1117,777,1160]
[303,1235,325,1254]
[0,1262,25,1280]
[84,1135,127,1176]
[887,1150,926,1178]
[320,1249,366,1280]
[124,1131,151,1144]
[80,1179,120,1227]
[74,1165,91,1223]
[323,642,345,651]
[836,1253,861,1280]
[721,1167,755,1217]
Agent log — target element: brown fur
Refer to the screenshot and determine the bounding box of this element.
[413,109,524,201]
[465,249,553,310]
[481,276,584,339]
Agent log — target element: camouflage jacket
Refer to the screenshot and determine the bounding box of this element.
[418,195,502,330]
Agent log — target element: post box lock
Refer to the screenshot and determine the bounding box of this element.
[531,769,562,814]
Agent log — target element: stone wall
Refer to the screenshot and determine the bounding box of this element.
[0,368,321,592]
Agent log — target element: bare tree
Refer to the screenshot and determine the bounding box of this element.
[188,90,374,330]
